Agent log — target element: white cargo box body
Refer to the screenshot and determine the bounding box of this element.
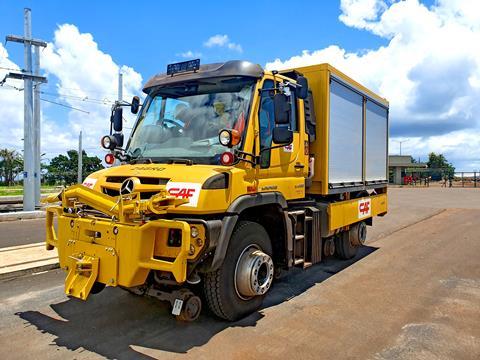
[291,64,389,195]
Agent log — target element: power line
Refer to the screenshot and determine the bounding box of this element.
[40,90,116,105]
[0,65,22,72]
[40,98,90,114]
[41,83,136,100]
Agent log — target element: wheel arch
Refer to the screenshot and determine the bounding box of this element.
[209,192,290,271]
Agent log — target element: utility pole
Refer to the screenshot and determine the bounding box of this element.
[5,8,47,211]
[77,131,83,184]
[34,45,41,207]
[118,71,123,103]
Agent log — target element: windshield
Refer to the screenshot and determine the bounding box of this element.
[127,76,256,164]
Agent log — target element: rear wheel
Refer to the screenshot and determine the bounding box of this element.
[204,221,273,321]
[335,231,358,260]
[335,222,367,259]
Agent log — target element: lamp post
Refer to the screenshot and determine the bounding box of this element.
[393,139,409,155]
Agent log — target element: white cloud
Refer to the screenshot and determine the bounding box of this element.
[0,24,143,163]
[177,50,202,59]
[266,0,480,169]
[204,34,229,47]
[339,0,387,30]
[204,34,243,53]
[227,42,243,52]
[0,43,24,152]
[41,24,142,156]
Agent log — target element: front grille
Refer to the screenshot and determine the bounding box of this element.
[103,188,120,197]
[102,187,159,200]
[105,176,169,185]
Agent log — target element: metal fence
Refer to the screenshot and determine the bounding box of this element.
[450,172,479,188]
[395,168,479,188]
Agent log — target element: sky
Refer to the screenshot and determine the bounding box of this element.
[0,0,479,170]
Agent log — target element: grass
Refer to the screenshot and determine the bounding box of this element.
[0,185,60,197]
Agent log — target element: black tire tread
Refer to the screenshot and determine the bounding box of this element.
[335,231,357,260]
[204,269,230,320]
[203,221,257,321]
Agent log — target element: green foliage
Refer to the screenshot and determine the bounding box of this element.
[0,149,23,185]
[45,150,104,185]
[427,152,455,177]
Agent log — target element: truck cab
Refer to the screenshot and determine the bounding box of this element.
[45,60,388,321]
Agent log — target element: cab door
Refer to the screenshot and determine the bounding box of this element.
[256,77,306,199]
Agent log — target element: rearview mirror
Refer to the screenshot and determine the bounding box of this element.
[274,93,290,125]
[272,127,293,145]
[131,96,140,114]
[112,107,123,132]
[295,76,308,100]
[113,133,124,148]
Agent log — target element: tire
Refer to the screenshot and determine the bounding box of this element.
[90,282,106,294]
[335,231,358,260]
[204,221,273,321]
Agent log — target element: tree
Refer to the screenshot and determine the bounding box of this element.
[45,150,104,185]
[0,149,23,185]
[427,152,455,178]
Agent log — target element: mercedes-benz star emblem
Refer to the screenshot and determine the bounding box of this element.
[120,178,136,195]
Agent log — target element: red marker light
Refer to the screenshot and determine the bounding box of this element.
[220,152,234,166]
[105,153,115,165]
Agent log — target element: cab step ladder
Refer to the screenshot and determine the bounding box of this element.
[288,207,322,269]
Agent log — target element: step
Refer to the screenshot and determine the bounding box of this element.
[289,210,306,217]
[294,258,304,266]
[295,235,305,241]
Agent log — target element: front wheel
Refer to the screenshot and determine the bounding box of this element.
[204,221,273,321]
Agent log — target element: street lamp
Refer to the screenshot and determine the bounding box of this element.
[393,139,409,155]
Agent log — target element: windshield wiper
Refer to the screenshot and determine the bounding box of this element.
[130,157,153,164]
[167,158,194,165]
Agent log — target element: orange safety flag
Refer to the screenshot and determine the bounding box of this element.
[233,111,245,134]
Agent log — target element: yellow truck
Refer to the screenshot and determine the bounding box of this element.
[45,59,388,321]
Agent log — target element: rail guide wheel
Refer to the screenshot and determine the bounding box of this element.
[176,295,202,322]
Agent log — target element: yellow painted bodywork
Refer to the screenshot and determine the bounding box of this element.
[44,186,206,299]
[45,63,388,301]
[329,193,388,231]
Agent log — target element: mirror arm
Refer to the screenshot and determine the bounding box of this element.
[259,144,290,153]
[234,150,258,166]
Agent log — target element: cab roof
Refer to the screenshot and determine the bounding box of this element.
[143,60,264,94]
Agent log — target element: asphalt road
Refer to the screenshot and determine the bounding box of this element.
[0,218,47,248]
[0,188,479,359]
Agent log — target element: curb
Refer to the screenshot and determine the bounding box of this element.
[0,210,46,222]
[0,243,59,281]
[0,262,59,281]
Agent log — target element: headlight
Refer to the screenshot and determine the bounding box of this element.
[219,129,231,146]
[101,135,116,150]
[191,226,199,238]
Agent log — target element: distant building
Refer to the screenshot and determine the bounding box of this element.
[389,155,428,185]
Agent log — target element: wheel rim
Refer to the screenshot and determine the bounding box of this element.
[234,244,274,300]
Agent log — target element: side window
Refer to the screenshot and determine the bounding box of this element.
[259,80,275,168]
[285,85,298,132]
